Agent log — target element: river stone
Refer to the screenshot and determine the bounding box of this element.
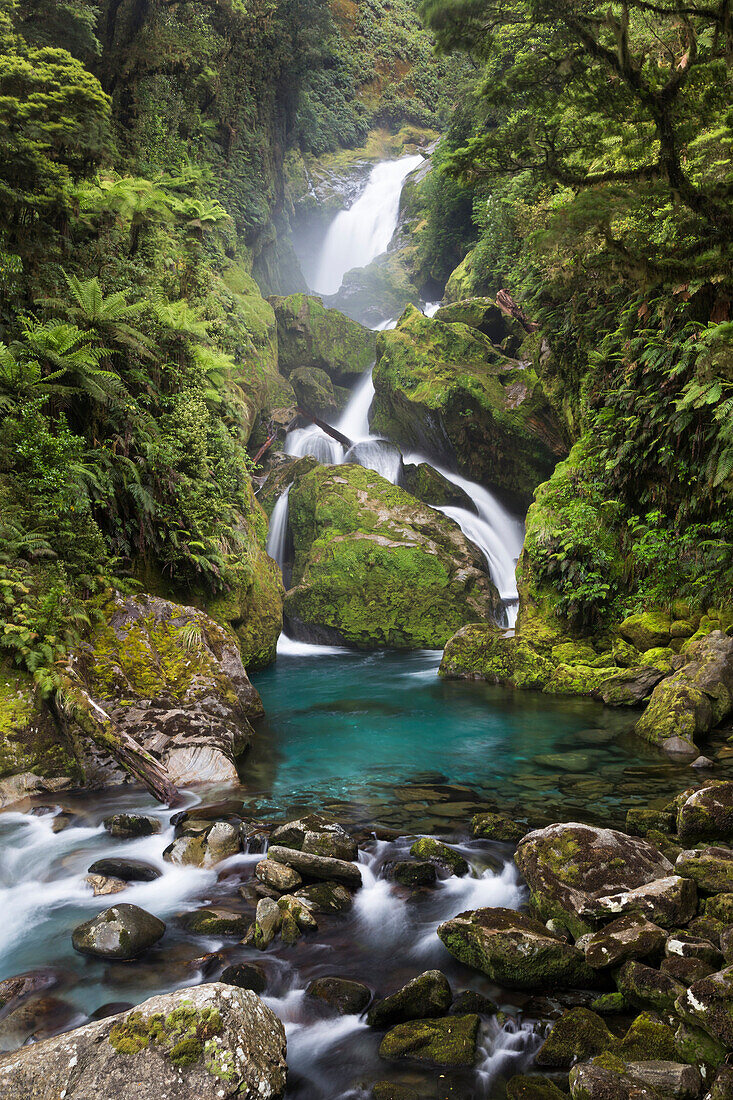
[85,873,127,896]
[0,970,62,1013]
[617,960,686,1013]
[270,814,357,861]
[253,897,282,949]
[378,1014,480,1066]
[584,914,667,970]
[617,1013,676,1062]
[293,882,353,912]
[449,990,497,1016]
[674,1021,726,1074]
[163,821,239,868]
[437,907,595,990]
[663,955,716,985]
[306,977,371,1015]
[471,812,528,842]
[675,966,733,1047]
[535,1008,615,1068]
[219,962,266,994]
[267,844,362,887]
[675,847,733,893]
[371,1083,421,1100]
[72,904,165,960]
[87,858,161,883]
[103,814,161,839]
[255,858,303,892]
[277,894,319,931]
[409,837,468,875]
[580,875,698,930]
[367,971,452,1028]
[507,1076,569,1100]
[180,908,248,936]
[625,1061,702,1099]
[677,783,730,840]
[0,983,286,1099]
[665,932,722,966]
[515,823,674,934]
[383,860,437,887]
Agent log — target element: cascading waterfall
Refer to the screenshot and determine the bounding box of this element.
[309,155,423,296]
[265,485,291,571]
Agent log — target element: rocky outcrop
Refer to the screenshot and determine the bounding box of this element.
[269,293,376,384]
[75,593,264,789]
[370,304,565,508]
[0,984,287,1100]
[635,631,733,757]
[283,463,502,649]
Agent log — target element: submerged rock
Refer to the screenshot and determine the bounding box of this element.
[379,1014,480,1066]
[284,464,502,649]
[0,983,287,1099]
[437,908,595,989]
[471,811,528,842]
[367,971,452,1028]
[515,822,674,934]
[181,908,248,937]
[71,904,165,960]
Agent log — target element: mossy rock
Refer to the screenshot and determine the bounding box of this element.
[440,625,552,690]
[401,462,476,513]
[0,662,79,785]
[409,837,468,875]
[328,249,421,329]
[378,1014,480,1066]
[535,1008,615,1069]
[616,1013,676,1061]
[284,464,501,649]
[370,304,565,508]
[289,366,341,419]
[618,613,672,652]
[674,1022,726,1072]
[269,293,376,383]
[434,298,526,354]
[471,811,528,842]
[367,971,452,1028]
[506,1076,569,1100]
[204,541,284,671]
[616,960,685,1014]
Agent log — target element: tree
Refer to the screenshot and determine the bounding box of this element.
[39,274,153,361]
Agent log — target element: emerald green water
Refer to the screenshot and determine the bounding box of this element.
[248,648,729,831]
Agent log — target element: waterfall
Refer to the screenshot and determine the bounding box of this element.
[336,370,375,441]
[309,155,423,296]
[266,485,291,571]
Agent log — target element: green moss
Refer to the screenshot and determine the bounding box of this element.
[0,662,78,781]
[616,1013,676,1061]
[108,1001,223,1070]
[440,625,552,689]
[410,836,468,874]
[379,1015,480,1066]
[536,1008,615,1068]
[169,1035,203,1067]
[270,294,376,382]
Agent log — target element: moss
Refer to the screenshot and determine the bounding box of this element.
[410,837,468,874]
[0,662,79,781]
[270,293,376,382]
[378,1015,480,1066]
[169,1034,203,1067]
[675,1022,726,1071]
[616,1012,676,1061]
[440,625,552,689]
[618,611,672,651]
[535,1008,615,1068]
[370,305,564,507]
[108,1001,223,1070]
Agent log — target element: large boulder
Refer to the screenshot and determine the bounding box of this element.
[635,632,733,757]
[0,664,79,792]
[0,983,287,1099]
[676,782,733,844]
[515,823,674,935]
[676,967,733,1048]
[269,293,376,383]
[71,904,165,960]
[437,907,595,989]
[283,464,501,649]
[79,593,264,787]
[370,304,565,508]
[367,972,452,1028]
[378,1015,480,1066]
[579,876,697,930]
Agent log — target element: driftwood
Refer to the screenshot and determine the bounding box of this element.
[57,662,181,806]
[252,431,278,465]
[496,289,539,333]
[299,410,353,450]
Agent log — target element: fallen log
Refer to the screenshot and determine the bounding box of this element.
[298,409,353,451]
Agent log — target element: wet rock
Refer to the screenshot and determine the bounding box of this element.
[219,963,266,994]
[661,956,715,985]
[255,858,303,893]
[276,894,318,931]
[180,908,248,937]
[368,971,452,1028]
[0,970,63,1014]
[267,844,362,887]
[702,893,733,922]
[85,874,127,896]
[163,821,239,868]
[619,613,672,652]
[591,992,628,1015]
[0,983,287,1099]
[584,915,666,970]
[674,1022,726,1074]
[635,633,733,758]
[535,1008,615,1068]
[253,897,282,949]
[617,1013,676,1062]
[0,772,73,811]
[665,932,722,966]
[269,292,376,383]
[449,990,497,1016]
[279,909,301,944]
[596,667,666,707]
[408,837,468,875]
[675,846,733,893]
[103,814,161,839]
[507,1076,569,1100]
[87,858,161,883]
[270,814,357,861]
[515,822,674,935]
[471,812,528,842]
[0,995,83,1051]
[675,966,733,1047]
[402,461,477,514]
[72,904,165,960]
[625,1061,702,1099]
[626,808,677,837]
[379,1014,480,1067]
[581,876,697,930]
[617,960,686,1013]
[372,1083,421,1100]
[306,977,371,1015]
[293,882,353,913]
[437,907,595,990]
[383,860,437,887]
[705,1066,733,1099]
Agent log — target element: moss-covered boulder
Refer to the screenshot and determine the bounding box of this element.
[269,293,376,383]
[409,837,468,875]
[371,305,566,508]
[434,298,527,354]
[675,847,733,893]
[306,976,371,1016]
[635,632,733,758]
[471,811,529,842]
[289,366,344,419]
[617,961,685,1014]
[583,914,666,970]
[440,625,552,689]
[0,983,287,1100]
[378,1014,480,1066]
[676,781,733,844]
[367,971,452,1028]
[617,1013,676,1062]
[676,966,733,1048]
[0,663,79,792]
[618,613,672,653]
[437,907,595,989]
[581,876,697,931]
[401,462,477,513]
[81,592,264,787]
[674,1022,726,1072]
[535,1008,615,1068]
[507,1076,569,1100]
[283,464,501,649]
[515,823,674,936]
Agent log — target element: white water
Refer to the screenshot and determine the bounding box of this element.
[266,484,291,569]
[310,156,423,296]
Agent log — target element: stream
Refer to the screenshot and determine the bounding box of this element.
[1,152,731,1099]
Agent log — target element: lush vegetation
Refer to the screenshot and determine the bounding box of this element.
[420,0,733,626]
